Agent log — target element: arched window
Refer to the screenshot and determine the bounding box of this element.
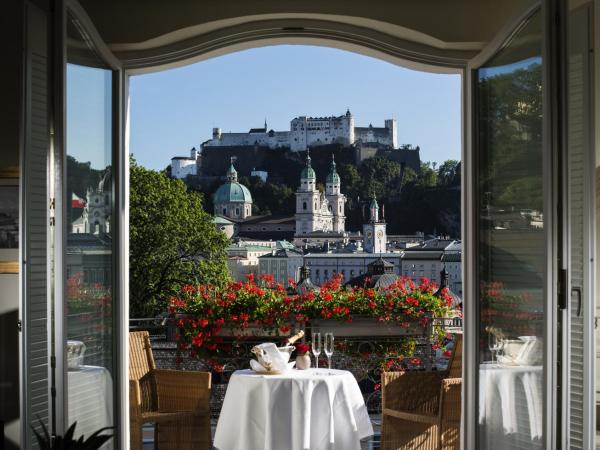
[339,205,342,213]
[222,208,227,215]
[303,201,307,210]
[235,207,240,216]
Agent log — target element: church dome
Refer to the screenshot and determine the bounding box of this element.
[214,182,252,204]
[301,166,316,179]
[301,150,316,180]
[326,155,340,184]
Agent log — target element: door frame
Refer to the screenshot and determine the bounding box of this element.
[48,0,126,444]
[463,2,561,449]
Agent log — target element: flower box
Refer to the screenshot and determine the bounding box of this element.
[310,316,429,338]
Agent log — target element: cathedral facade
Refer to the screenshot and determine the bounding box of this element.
[295,152,346,236]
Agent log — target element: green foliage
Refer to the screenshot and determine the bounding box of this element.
[478,63,543,211]
[238,176,295,215]
[130,160,230,317]
[32,419,113,450]
[437,160,460,187]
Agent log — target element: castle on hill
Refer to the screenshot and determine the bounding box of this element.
[204,109,397,151]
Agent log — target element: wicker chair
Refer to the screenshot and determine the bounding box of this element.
[129,331,212,450]
[381,334,462,450]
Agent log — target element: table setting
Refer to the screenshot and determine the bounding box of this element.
[478,331,543,448]
[213,331,374,450]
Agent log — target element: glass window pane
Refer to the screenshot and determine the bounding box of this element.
[476,10,544,449]
[65,13,115,445]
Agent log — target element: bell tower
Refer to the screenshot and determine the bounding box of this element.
[363,195,386,253]
[295,150,320,235]
[325,154,346,233]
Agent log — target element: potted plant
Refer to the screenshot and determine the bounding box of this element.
[32,419,113,450]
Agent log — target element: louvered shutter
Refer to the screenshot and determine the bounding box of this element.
[566,5,594,449]
[22,3,50,448]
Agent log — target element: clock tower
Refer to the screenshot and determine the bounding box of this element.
[363,195,387,254]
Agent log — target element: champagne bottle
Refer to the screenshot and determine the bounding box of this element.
[283,330,304,346]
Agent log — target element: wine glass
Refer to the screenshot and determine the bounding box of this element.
[324,333,335,371]
[488,334,501,364]
[312,332,322,369]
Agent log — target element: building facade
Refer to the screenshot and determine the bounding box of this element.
[71,170,112,235]
[202,110,397,151]
[304,253,402,285]
[258,248,305,285]
[171,147,200,179]
[294,152,345,236]
[401,239,461,289]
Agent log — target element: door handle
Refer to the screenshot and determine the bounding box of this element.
[572,287,582,317]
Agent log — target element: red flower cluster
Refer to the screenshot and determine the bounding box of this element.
[170,272,453,359]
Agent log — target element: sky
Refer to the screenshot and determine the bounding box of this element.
[128,45,462,171]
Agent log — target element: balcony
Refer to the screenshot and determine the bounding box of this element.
[130,317,462,450]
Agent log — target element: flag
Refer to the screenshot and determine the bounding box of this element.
[72,192,86,209]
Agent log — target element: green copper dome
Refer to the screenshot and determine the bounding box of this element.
[301,166,316,179]
[214,182,252,204]
[326,155,340,184]
[301,150,316,180]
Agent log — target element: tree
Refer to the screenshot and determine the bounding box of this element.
[129,160,230,317]
[437,160,460,186]
[417,162,438,187]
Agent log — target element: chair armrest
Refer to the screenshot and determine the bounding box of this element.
[382,371,445,416]
[153,369,212,413]
[439,377,462,423]
[129,379,142,419]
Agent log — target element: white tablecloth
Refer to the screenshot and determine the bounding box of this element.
[214,368,373,450]
[479,364,543,449]
[68,365,113,449]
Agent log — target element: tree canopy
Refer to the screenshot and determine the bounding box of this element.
[129,159,230,317]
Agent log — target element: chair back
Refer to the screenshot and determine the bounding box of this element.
[447,334,462,378]
[129,331,156,381]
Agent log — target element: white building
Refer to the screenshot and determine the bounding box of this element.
[72,170,112,235]
[202,110,397,151]
[401,239,461,288]
[171,147,200,179]
[258,248,304,286]
[250,169,268,182]
[295,151,345,236]
[226,241,273,282]
[442,241,462,295]
[304,253,402,285]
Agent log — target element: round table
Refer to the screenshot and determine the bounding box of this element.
[213,368,374,450]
